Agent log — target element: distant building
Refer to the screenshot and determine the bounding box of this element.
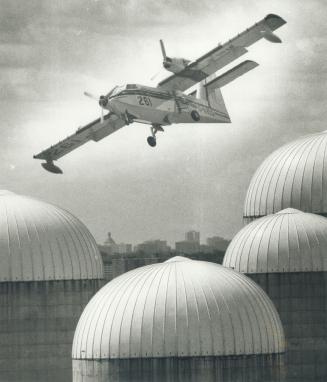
[206,236,230,252]
[99,233,132,280]
[185,230,200,243]
[175,240,200,254]
[115,243,133,254]
[104,232,116,246]
[176,231,230,256]
[135,239,171,255]
[100,232,132,255]
[175,231,200,254]
[199,244,214,253]
[99,234,229,283]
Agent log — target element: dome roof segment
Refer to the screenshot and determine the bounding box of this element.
[72,257,284,360]
[244,131,327,220]
[0,191,103,282]
[165,255,190,262]
[223,208,327,273]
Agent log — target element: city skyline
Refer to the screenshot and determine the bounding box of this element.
[100,230,229,248]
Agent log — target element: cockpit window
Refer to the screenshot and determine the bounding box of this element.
[126,84,137,89]
[107,86,118,98]
[108,86,125,97]
[108,84,138,97]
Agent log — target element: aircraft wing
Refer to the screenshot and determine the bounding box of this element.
[33,113,126,173]
[158,14,286,92]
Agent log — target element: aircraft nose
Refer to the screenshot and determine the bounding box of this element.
[99,96,108,107]
[106,98,120,115]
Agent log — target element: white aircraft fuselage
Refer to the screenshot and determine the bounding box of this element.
[105,84,230,126]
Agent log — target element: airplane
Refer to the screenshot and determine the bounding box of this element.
[33,14,286,174]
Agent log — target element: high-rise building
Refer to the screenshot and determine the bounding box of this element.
[175,231,201,254]
[175,240,200,254]
[185,230,200,243]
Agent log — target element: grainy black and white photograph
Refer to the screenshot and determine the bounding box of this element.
[0,0,326,381]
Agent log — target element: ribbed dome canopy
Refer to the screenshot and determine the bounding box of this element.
[0,191,103,281]
[72,257,284,360]
[224,208,327,273]
[244,131,327,220]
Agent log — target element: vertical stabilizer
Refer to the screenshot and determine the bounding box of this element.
[207,88,230,120]
[189,81,230,121]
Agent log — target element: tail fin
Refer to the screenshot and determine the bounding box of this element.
[207,87,229,118]
[191,82,230,120]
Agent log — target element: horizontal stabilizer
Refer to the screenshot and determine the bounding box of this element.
[205,60,259,91]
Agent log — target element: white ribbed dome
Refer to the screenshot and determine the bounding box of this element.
[0,191,103,281]
[244,131,327,220]
[223,208,327,273]
[72,256,284,359]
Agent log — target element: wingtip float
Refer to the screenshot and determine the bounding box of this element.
[34,13,286,174]
[261,14,286,43]
[41,161,63,174]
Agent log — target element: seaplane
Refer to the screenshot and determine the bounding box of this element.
[34,14,286,174]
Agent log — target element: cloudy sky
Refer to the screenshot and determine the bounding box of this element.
[0,0,326,245]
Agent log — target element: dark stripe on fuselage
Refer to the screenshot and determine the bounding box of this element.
[113,89,229,119]
[116,89,171,100]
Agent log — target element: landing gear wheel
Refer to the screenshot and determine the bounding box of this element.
[191,110,200,121]
[147,136,157,147]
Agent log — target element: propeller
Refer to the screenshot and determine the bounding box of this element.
[150,39,168,81]
[84,91,109,123]
[160,39,172,69]
[84,91,98,101]
[160,39,167,60]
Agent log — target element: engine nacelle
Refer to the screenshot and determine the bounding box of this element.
[163,57,190,73]
[160,40,190,74]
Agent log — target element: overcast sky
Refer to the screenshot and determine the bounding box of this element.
[0,0,326,245]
